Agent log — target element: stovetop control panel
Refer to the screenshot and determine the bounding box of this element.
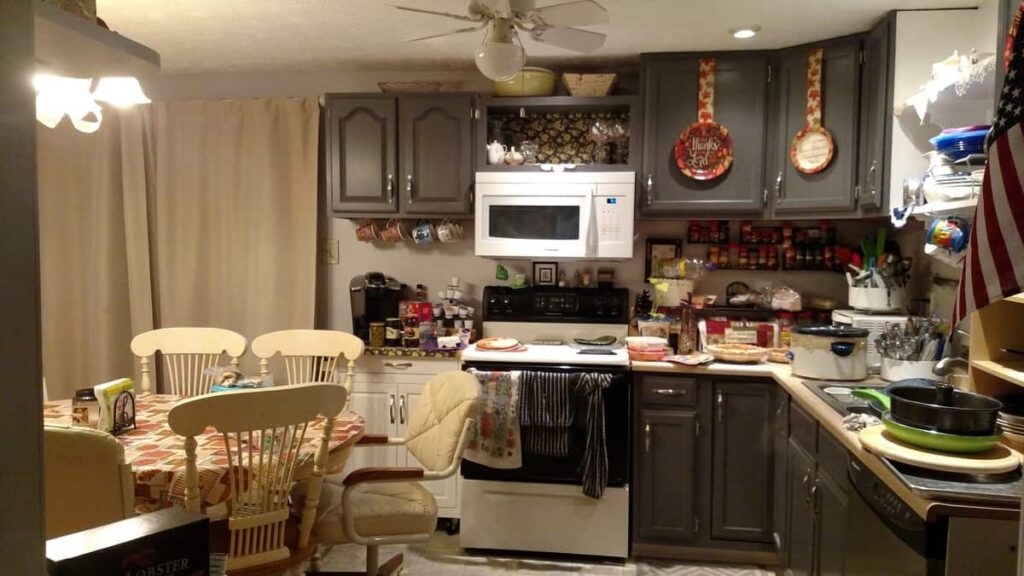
[483,285,629,324]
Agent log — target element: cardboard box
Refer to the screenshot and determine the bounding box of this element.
[47,508,209,576]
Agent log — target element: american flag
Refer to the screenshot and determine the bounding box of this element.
[951,1,1024,330]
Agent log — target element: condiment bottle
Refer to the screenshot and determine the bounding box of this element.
[72,388,99,428]
[385,317,402,347]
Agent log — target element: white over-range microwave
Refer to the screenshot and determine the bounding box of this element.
[474,171,635,259]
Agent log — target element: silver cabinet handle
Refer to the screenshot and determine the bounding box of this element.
[653,388,687,396]
[716,391,724,422]
[810,480,820,516]
[644,174,654,206]
[399,395,406,425]
[383,361,413,369]
[802,470,812,504]
[763,186,769,207]
[773,171,784,206]
[389,394,396,424]
[776,399,785,416]
[644,422,652,453]
[386,174,394,204]
[867,160,878,199]
[406,174,413,204]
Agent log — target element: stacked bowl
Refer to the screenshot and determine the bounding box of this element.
[626,336,669,362]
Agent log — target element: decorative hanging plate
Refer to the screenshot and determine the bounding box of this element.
[674,58,734,180]
[790,48,835,174]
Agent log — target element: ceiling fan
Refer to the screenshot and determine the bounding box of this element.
[393,0,610,80]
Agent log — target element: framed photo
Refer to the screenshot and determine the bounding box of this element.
[646,238,683,279]
[533,261,558,286]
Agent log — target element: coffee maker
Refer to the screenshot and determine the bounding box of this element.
[350,272,402,342]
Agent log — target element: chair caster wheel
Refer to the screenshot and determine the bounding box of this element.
[444,518,460,535]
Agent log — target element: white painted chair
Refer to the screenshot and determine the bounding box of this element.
[168,383,347,574]
[44,424,134,538]
[130,327,248,396]
[250,329,364,401]
[304,371,481,576]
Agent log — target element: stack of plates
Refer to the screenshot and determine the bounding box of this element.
[996,393,1024,448]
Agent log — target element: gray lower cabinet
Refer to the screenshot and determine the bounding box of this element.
[786,439,816,576]
[640,53,769,215]
[324,94,475,216]
[711,381,774,543]
[325,97,398,213]
[399,96,474,215]
[772,389,791,554]
[814,469,849,576]
[769,37,862,215]
[636,408,699,543]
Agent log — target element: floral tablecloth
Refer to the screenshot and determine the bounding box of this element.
[43,394,365,513]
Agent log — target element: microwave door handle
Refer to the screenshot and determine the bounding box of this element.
[585,191,598,257]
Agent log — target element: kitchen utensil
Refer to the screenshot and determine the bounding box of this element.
[476,337,521,351]
[881,412,1003,453]
[355,220,381,242]
[852,379,937,416]
[859,425,1022,474]
[486,141,508,165]
[887,383,1002,436]
[674,58,733,180]
[411,221,435,244]
[790,48,834,174]
[790,325,869,381]
[381,219,407,243]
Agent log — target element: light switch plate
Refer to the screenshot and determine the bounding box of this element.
[320,239,339,265]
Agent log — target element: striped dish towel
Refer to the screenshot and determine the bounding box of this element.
[519,371,576,457]
[577,372,613,499]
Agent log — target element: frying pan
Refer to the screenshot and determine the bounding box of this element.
[854,380,1002,436]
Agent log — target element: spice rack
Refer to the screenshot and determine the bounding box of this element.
[693,220,846,272]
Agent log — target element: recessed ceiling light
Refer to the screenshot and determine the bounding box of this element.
[730,26,761,39]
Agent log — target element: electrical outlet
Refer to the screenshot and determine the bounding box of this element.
[320,239,339,265]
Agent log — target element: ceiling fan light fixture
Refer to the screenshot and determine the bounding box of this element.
[730,26,761,39]
[92,77,152,108]
[475,20,525,81]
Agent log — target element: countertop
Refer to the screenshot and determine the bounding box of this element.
[631,360,1020,521]
[363,346,461,358]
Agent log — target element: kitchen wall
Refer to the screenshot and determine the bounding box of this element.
[323,217,892,333]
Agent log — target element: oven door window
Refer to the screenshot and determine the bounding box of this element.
[488,205,581,241]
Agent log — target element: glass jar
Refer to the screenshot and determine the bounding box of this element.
[403,315,420,348]
[369,321,386,348]
[385,317,402,347]
[72,387,99,428]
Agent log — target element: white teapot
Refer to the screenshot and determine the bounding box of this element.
[486,141,508,165]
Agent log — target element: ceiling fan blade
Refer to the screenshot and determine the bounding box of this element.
[405,24,486,43]
[532,26,606,52]
[392,5,482,23]
[533,0,608,28]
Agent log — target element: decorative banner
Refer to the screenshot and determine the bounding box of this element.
[790,48,835,174]
[675,57,734,180]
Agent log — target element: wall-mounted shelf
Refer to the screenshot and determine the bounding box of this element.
[909,198,977,222]
[35,1,160,77]
[971,360,1024,387]
[968,295,1024,399]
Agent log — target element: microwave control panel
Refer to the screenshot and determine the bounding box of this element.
[593,183,634,259]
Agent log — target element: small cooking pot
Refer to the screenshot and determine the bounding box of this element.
[856,380,1002,436]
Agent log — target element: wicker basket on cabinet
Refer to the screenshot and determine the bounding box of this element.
[561,73,618,96]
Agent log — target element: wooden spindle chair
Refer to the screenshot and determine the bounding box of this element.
[130,327,247,396]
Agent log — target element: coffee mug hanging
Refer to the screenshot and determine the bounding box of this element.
[790,48,834,174]
[674,58,733,180]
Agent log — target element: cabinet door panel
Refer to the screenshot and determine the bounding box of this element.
[325,97,397,213]
[786,440,815,576]
[346,384,399,472]
[635,409,699,543]
[641,54,768,214]
[771,39,860,213]
[711,381,773,543]
[772,390,790,553]
[400,96,473,214]
[815,470,849,576]
[858,18,892,212]
[400,386,459,515]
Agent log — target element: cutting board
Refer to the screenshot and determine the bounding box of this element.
[859,425,1023,474]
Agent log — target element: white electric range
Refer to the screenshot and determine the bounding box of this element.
[459,285,632,559]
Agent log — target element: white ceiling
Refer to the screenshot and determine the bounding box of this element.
[97,0,983,74]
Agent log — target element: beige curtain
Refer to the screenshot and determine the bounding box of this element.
[37,98,320,399]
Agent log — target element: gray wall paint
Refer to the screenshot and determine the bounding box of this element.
[1,0,45,572]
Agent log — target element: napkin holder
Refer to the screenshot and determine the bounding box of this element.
[94,378,135,434]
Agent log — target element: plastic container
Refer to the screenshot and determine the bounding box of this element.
[848,286,907,312]
[493,67,557,97]
[880,358,939,382]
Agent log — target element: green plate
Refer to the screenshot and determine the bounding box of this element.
[882,412,1002,454]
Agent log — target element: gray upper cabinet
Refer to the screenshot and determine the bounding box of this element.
[400,95,474,215]
[857,16,894,212]
[635,407,700,543]
[769,37,861,215]
[641,53,769,215]
[324,93,475,216]
[711,381,773,543]
[325,97,398,214]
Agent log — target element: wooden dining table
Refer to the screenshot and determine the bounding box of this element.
[43,394,365,513]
